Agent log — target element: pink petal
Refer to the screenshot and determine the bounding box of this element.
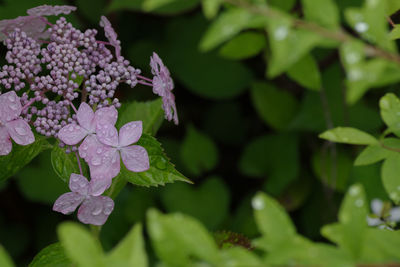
[89,176,112,196]
[0,91,22,122]
[77,102,95,132]
[5,119,34,145]
[99,16,121,58]
[58,123,87,145]
[79,135,100,162]
[69,173,89,195]
[77,196,114,225]
[27,5,77,16]
[94,105,118,127]
[53,192,84,215]
[96,123,118,147]
[0,126,12,155]
[119,121,142,147]
[121,145,149,172]
[89,148,120,181]
[0,16,47,41]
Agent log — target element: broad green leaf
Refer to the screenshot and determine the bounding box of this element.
[381,154,400,204]
[199,8,266,52]
[218,247,263,266]
[117,99,164,136]
[319,127,378,145]
[354,145,389,166]
[389,24,400,40]
[0,245,14,267]
[201,0,221,19]
[321,223,344,246]
[250,82,299,130]
[252,192,296,248]
[287,54,321,90]
[361,228,400,262]
[106,224,147,267]
[58,222,105,267]
[380,93,400,137]
[147,209,219,266]
[219,32,266,60]
[120,133,191,187]
[387,0,400,15]
[161,177,230,230]
[180,125,218,176]
[268,0,296,11]
[0,135,51,182]
[107,0,199,14]
[338,184,368,258]
[302,0,339,29]
[51,144,88,183]
[30,243,72,267]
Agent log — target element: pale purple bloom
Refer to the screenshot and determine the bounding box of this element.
[99,16,121,58]
[367,198,400,228]
[150,52,178,125]
[0,16,48,41]
[27,5,77,16]
[0,91,35,155]
[53,173,114,225]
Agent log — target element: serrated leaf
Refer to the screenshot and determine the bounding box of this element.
[218,32,266,60]
[287,54,321,90]
[30,243,72,267]
[117,99,164,136]
[302,0,339,29]
[381,154,400,204]
[319,127,377,145]
[0,135,51,182]
[51,144,88,183]
[380,93,400,137]
[58,222,105,267]
[120,134,191,187]
[0,245,14,267]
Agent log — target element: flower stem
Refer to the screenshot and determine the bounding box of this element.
[137,74,153,82]
[75,151,83,176]
[138,80,153,87]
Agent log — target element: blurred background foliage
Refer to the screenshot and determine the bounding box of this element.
[0,0,399,265]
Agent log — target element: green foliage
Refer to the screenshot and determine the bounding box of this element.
[287,54,322,91]
[51,144,88,183]
[381,154,400,204]
[218,32,266,60]
[0,245,14,267]
[380,93,400,137]
[107,0,199,14]
[302,0,340,29]
[30,243,72,267]
[319,127,378,145]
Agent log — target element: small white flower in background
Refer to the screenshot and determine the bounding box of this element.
[367,198,400,229]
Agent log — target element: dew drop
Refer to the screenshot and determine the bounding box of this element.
[91,205,102,216]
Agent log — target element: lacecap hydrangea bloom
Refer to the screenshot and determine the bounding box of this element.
[0,5,179,225]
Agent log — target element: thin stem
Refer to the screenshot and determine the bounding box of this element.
[381,143,400,153]
[75,151,83,176]
[137,74,153,82]
[70,102,78,114]
[21,98,37,111]
[96,40,112,46]
[387,17,396,28]
[138,80,153,87]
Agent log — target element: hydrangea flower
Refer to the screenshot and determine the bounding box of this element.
[0,16,48,41]
[26,5,77,16]
[99,16,121,59]
[367,198,400,229]
[53,173,114,225]
[0,91,35,155]
[150,52,178,125]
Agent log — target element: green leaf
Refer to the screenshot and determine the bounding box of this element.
[319,127,378,145]
[106,224,147,267]
[381,153,400,204]
[380,93,400,137]
[354,144,389,166]
[107,0,199,14]
[287,54,321,90]
[268,0,296,11]
[389,24,400,40]
[117,99,164,136]
[51,144,88,183]
[58,222,105,267]
[361,228,400,262]
[218,32,266,60]
[147,209,219,266]
[387,0,400,15]
[302,0,339,29]
[180,125,218,176]
[0,245,14,267]
[218,247,263,266]
[120,133,191,187]
[250,82,299,130]
[252,192,296,248]
[338,184,368,258]
[30,243,72,267]
[201,0,222,19]
[0,135,51,182]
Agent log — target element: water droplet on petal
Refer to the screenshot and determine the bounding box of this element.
[8,94,15,102]
[91,157,101,166]
[91,204,102,216]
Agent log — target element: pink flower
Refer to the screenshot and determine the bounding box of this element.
[0,91,35,155]
[150,52,178,125]
[27,5,77,16]
[53,173,114,226]
[99,16,121,58]
[0,16,48,41]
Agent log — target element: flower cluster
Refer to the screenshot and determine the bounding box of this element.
[0,5,179,225]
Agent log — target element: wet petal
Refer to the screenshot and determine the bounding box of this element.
[77,196,114,225]
[27,5,77,16]
[58,123,87,145]
[0,126,12,155]
[53,192,84,215]
[389,207,400,222]
[89,148,120,181]
[0,91,22,122]
[69,173,89,195]
[371,198,384,215]
[89,176,112,196]
[77,102,95,132]
[94,105,118,127]
[367,216,383,226]
[121,145,149,172]
[119,121,142,147]
[96,123,118,147]
[5,119,34,145]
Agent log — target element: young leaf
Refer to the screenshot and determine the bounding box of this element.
[302,0,339,29]
[287,54,321,91]
[180,125,219,176]
[0,135,51,182]
[120,134,191,187]
[58,222,105,267]
[51,144,88,183]
[117,99,164,136]
[381,154,400,204]
[319,127,378,145]
[250,82,299,130]
[380,93,400,137]
[252,192,296,248]
[218,32,266,60]
[147,209,219,266]
[0,245,14,267]
[106,224,148,267]
[30,243,72,267]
